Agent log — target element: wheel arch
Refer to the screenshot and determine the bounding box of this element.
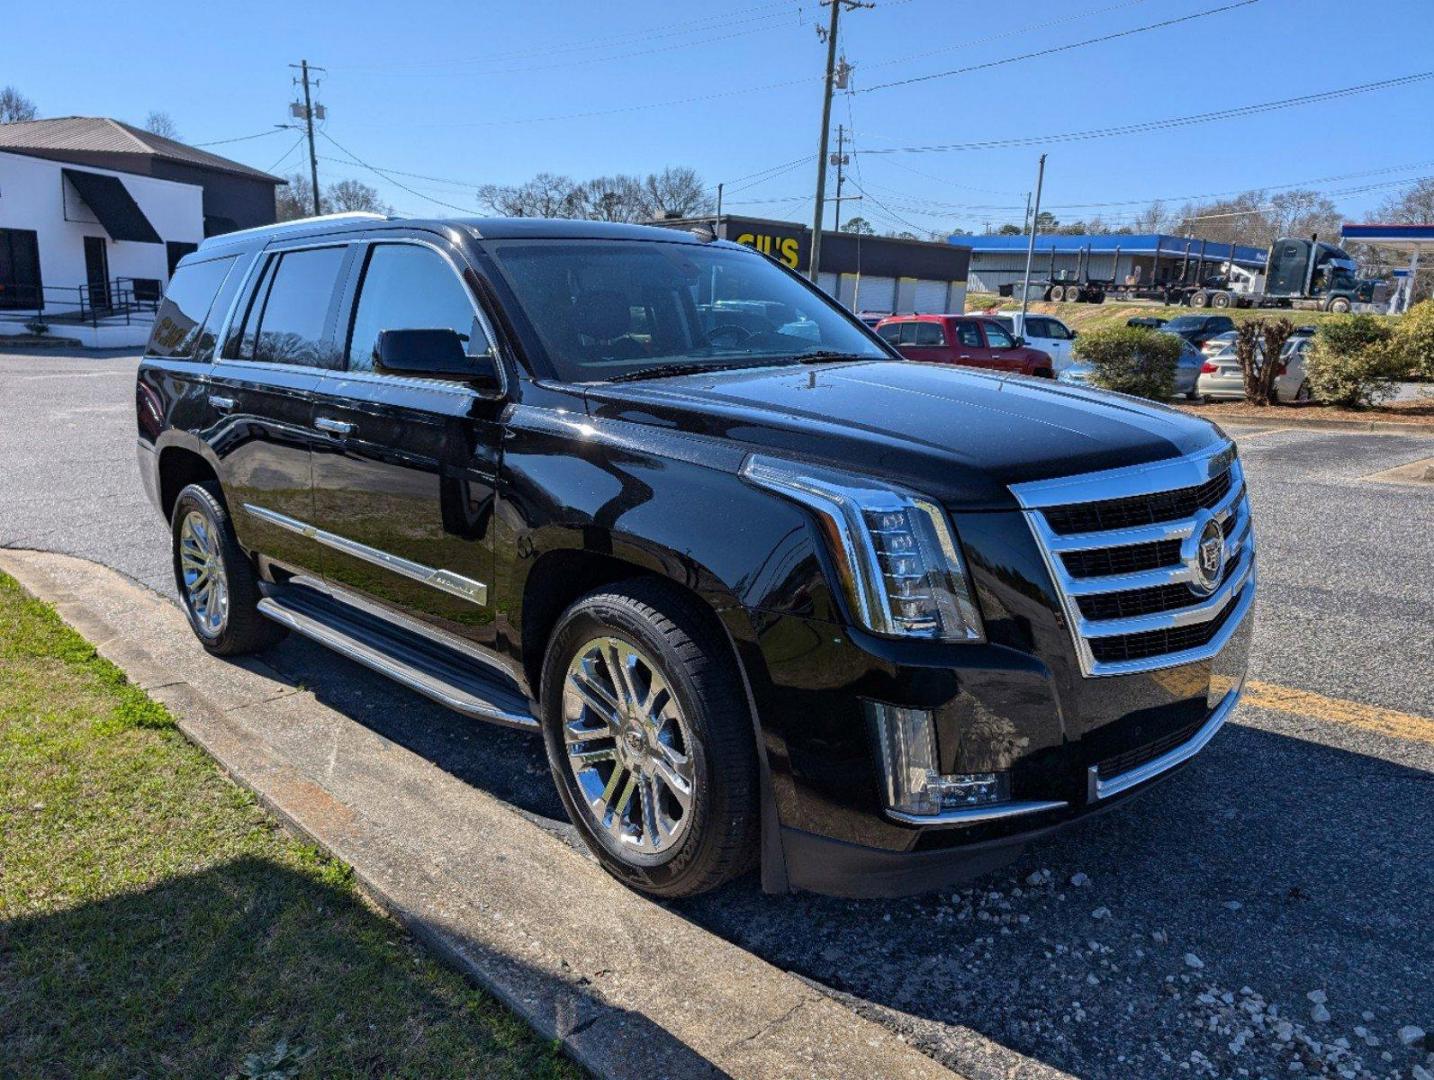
[516,537,791,892]
[155,432,225,522]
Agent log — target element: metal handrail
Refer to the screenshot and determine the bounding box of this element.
[0,278,160,328]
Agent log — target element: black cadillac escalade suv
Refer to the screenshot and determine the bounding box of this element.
[136,213,1254,898]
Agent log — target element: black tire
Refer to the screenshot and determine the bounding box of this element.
[1044,286,1058,302]
[171,481,286,656]
[1295,379,1312,403]
[540,579,759,898]
[1191,290,1210,308]
[1091,289,1106,304]
[1211,292,1231,309]
[1063,285,1083,303]
[1326,296,1351,313]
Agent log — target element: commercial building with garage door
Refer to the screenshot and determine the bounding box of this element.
[656,214,971,316]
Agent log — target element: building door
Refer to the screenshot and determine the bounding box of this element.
[83,236,110,312]
[0,228,43,310]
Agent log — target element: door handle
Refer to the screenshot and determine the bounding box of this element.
[208,394,236,411]
[314,417,355,436]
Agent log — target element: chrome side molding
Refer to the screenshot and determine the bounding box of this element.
[244,504,488,605]
[886,798,1069,829]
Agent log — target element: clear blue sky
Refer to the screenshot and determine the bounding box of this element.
[7,0,1433,234]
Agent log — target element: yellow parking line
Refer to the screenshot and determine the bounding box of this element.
[1241,679,1434,745]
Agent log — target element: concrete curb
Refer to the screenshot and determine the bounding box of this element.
[1179,412,1434,436]
[0,548,965,1080]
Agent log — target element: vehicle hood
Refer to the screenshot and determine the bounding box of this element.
[582,360,1225,508]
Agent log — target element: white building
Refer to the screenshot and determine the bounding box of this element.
[0,118,284,347]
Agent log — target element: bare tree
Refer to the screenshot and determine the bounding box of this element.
[477,173,582,218]
[1376,177,1434,225]
[1132,200,1170,234]
[143,111,181,140]
[571,175,644,222]
[275,173,320,222]
[0,86,37,124]
[327,179,389,214]
[635,166,712,220]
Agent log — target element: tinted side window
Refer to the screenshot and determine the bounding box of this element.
[983,322,1016,349]
[253,247,347,368]
[955,322,983,348]
[877,322,902,344]
[911,321,945,346]
[346,244,488,373]
[146,256,237,359]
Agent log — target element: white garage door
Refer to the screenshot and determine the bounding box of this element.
[849,275,896,312]
[914,279,949,313]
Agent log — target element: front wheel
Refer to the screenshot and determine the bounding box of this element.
[1295,379,1312,402]
[171,482,285,655]
[1326,296,1351,313]
[540,581,759,898]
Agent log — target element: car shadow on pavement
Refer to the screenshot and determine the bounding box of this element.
[250,635,1433,1079]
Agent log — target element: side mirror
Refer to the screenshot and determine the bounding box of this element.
[1069,330,1079,339]
[375,326,502,392]
[1014,336,1026,347]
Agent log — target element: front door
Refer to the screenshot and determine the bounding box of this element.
[979,319,1027,373]
[951,320,995,369]
[0,228,43,310]
[308,238,505,649]
[84,236,110,311]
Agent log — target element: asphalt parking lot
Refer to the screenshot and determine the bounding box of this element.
[3,349,1431,1080]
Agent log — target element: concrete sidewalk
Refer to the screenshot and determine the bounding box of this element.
[0,548,965,1080]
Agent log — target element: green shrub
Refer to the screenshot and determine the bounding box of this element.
[1072,325,1180,400]
[1306,314,1400,407]
[1389,299,1434,380]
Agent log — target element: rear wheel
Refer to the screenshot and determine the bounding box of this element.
[1191,290,1210,308]
[540,580,759,898]
[171,482,285,655]
[1063,285,1083,303]
[1211,291,1231,309]
[1295,379,1312,402]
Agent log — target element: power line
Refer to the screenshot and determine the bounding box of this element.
[857,72,1434,154]
[265,133,310,174]
[858,0,1258,93]
[191,128,286,148]
[318,130,484,215]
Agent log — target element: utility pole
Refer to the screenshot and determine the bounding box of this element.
[1019,153,1047,325]
[716,182,723,221]
[290,59,325,217]
[808,0,870,283]
[832,123,848,233]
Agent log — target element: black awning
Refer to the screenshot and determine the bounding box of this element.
[62,168,162,244]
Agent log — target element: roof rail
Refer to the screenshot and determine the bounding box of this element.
[199,211,391,248]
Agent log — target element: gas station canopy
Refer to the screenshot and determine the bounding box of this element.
[1340,223,1434,313]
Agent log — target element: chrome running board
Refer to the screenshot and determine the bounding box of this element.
[256,583,538,731]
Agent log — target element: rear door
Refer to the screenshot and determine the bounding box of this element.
[306,235,506,647]
[209,241,354,575]
[896,319,951,364]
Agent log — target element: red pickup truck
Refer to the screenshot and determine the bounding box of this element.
[876,314,1055,378]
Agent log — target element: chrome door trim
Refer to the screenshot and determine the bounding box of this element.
[244,504,488,606]
[1088,681,1243,801]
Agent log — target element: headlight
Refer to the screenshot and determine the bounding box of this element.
[740,454,984,642]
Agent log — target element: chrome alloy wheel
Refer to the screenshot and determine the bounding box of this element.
[562,636,696,855]
[179,510,228,636]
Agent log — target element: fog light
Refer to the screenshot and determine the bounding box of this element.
[866,700,1010,817]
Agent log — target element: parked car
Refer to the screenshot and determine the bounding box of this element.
[1057,337,1202,399]
[1160,314,1237,351]
[1197,337,1312,402]
[876,314,1055,377]
[983,312,1078,372]
[1126,316,1167,329]
[856,310,889,328]
[137,213,1255,899]
[1194,329,1238,359]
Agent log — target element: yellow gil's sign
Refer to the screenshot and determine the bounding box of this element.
[735,232,801,270]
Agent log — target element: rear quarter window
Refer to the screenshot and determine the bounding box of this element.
[145,256,238,359]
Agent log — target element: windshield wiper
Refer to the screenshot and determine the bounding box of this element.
[608,360,772,383]
[788,350,882,364]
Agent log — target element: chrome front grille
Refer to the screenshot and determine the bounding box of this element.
[1010,443,1256,677]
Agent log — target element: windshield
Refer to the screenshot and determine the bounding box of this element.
[1164,316,1207,332]
[486,239,890,382]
